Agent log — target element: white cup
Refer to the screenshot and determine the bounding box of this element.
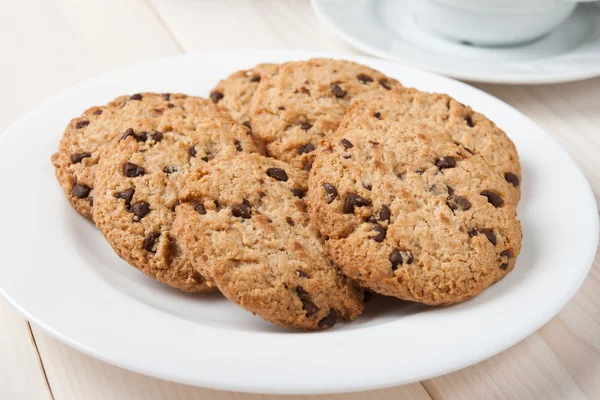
[412,0,597,46]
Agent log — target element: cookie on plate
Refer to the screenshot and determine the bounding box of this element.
[339,87,522,203]
[209,63,279,126]
[172,153,364,329]
[307,115,522,305]
[52,92,215,219]
[249,58,402,170]
[92,98,257,292]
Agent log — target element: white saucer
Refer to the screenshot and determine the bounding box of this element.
[312,0,600,84]
[0,50,597,394]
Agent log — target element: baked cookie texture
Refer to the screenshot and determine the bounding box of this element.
[339,88,522,204]
[172,153,364,330]
[51,92,239,218]
[249,58,402,170]
[92,97,257,292]
[209,63,279,126]
[307,110,522,305]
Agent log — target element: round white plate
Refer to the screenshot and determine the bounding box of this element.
[0,50,597,394]
[313,0,600,84]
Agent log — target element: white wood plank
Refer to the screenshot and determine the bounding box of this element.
[0,0,181,132]
[0,299,51,399]
[31,326,431,400]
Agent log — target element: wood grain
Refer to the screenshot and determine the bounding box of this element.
[1,0,599,399]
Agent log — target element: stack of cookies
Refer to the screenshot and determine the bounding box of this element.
[52,58,522,330]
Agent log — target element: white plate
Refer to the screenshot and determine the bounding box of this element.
[312,0,600,84]
[0,50,597,394]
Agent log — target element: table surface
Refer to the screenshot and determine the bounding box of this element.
[1,1,599,399]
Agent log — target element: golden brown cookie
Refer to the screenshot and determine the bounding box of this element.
[339,87,521,203]
[209,63,279,126]
[92,98,257,292]
[51,93,218,218]
[307,114,522,305]
[172,153,364,329]
[249,58,402,170]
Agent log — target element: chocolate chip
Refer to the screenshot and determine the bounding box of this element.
[249,74,261,82]
[75,120,90,129]
[297,270,309,278]
[342,154,351,159]
[71,183,91,198]
[481,229,497,245]
[343,193,371,213]
[88,196,94,206]
[189,146,197,157]
[363,183,372,191]
[121,128,135,141]
[505,173,520,188]
[123,162,145,177]
[447,185,455,196]
[130,94,143,101]
[372,224,386,242]
[379,205,391,222]
[331,84,347,98]
[232,202,251,219]
[357,73,373,83]
[114,188,135,206]
[297,143,315,155]
[300,122,312,131]
[201,152,212,162]
[130,201,150,220]
[446,195,471,211]
[266,168,288,182]
[318,310,337,328]
[242,121,251,129]
[258,191,267,198]
[435,156,456,169]
[163,93,170,101]
[415,169,424,175]
[296,286,308,295]
[151,132,163,142]
[278,106,286,111]
[390,249,413,270]
[499,263,508,271]
[481,190,504,208]
[302,299,319,318]
[500,249,513,258]
[70,152,91,164]
[323,183,338,204]
[366,215,377,224]
[194,203,206,215]
[465,115,474,127]
[286,217,295,226]
[94,109,103,115]
[136,132,148,142]
[143,232,160,252]
[167,103,175,108]
[292,188,305,198]
[468,229,478,238]
[379,79,392,90]
[373,112,381,119]
[210,91,224,103]
[235,140,243,152]
[341,139,353,148]
[163,166,176,174]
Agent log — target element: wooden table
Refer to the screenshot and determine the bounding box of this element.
[1,1,599,399]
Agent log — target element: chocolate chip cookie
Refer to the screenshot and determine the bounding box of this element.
[339,87,522,204]
[209,63,279,126]
[307,116,522,305]
[172,153,364,329]
[92,99,257,292]
[51,93,219,218]
[249,58,402,170]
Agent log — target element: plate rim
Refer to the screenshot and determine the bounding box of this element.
[0,49,598,394]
